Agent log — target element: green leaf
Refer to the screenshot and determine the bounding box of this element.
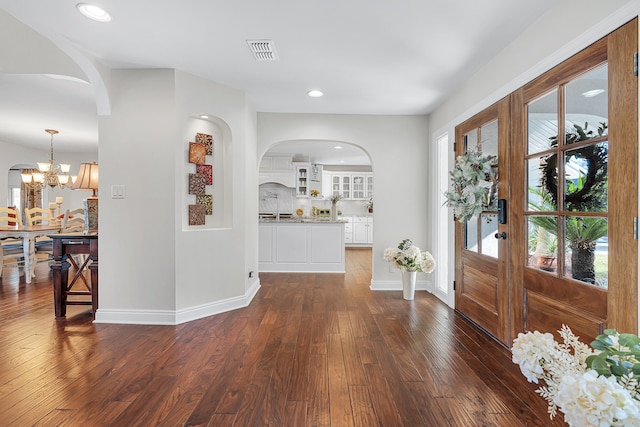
[620,334,640,347]
[611,364,628,377]
[591,340,609,351]
[590,356,612,376]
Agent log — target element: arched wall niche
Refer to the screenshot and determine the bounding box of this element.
[182,114,233,230]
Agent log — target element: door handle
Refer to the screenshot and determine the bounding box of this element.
[494,232,507,240]
[498,199,507,224]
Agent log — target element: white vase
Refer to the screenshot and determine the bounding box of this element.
[402,270,417,300]
[330,204,337,221]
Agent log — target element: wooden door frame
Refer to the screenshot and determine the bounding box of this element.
[454,96,510,344]
[508,19,638,341]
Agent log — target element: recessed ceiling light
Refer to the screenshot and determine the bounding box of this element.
[307,90,323,98]
[334,145,343,149]
[582,89,605,98]
[199,114,209,119]
[339,160,345,163]
[76,3,111,22]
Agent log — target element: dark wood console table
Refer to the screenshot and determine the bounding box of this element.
[50,233,98,318]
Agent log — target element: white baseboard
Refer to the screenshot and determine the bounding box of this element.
[94,278,261,325]
[370,278,431,291]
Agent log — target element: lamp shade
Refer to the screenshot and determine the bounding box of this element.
[72,162,99,196]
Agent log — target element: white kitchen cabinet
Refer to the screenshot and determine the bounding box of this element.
[366,175,374,198]
[326,172,373,200]
[352,175,366,200]
[331,175,351,199]
[351,216,373,245]
[260,155,294,172]
[342,217,353,243]
[259,222,345,272]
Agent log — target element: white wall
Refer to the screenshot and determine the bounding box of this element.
[258,113,431,287]
[174,71,259,316]
[95,68,259,324]
[97,69,178,321]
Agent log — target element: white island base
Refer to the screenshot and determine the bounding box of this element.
[259,221,345,272]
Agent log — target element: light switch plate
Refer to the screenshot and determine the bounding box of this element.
[111,184,126,199]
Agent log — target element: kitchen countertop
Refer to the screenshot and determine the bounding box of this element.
[259,217,347,223]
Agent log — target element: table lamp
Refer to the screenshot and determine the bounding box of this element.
[72,162,99,234]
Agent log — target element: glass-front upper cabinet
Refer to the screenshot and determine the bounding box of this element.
[352,175,366,200]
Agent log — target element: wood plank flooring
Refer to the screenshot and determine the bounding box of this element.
[0,249,563,426]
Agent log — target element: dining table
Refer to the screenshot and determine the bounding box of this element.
[0,224,60,283]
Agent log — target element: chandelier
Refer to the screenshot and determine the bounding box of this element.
[21,129,75,189]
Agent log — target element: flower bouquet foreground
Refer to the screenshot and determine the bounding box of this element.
[384,239,435,273]
[512,326,640,426]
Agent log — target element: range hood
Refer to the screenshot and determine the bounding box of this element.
[258,172,295,188]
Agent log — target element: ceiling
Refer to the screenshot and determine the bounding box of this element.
[0,1,558,162]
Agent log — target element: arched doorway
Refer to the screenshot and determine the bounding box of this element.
[258,140,374,274]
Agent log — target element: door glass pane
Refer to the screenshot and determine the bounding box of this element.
[527,216,558,272]
[465,216,478,252]
[480,120,498,157]
[463,120,499,256]
[563,216,608,288]
[528,157,557,211]
[481,120,499,210]
[528,89,558,155]
[480,213,498,257]
[465,130,477,150]
[563,142,608,212]
[564,64,608,146]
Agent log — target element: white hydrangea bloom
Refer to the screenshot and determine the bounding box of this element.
[419,251,435,273]
[512,331,556,384]
[383,248,397,264]
[556,370,640,427]
[384,240,436,273]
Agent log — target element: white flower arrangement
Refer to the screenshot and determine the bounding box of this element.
[384,238,435,273]
[444,149,497,223]
[512,325,640,426]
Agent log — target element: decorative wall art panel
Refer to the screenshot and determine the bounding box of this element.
[188,204,206,225]
[196,132,213,156]
[189,142,206,165]
[196,194,213,215]
[188,173,207,195]
[196,164,213,185]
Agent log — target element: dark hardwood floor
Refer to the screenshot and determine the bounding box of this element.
[0,249,562,426]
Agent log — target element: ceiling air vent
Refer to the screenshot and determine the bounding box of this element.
[247,39,279,61]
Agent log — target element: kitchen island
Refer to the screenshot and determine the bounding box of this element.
[259,219,345,272]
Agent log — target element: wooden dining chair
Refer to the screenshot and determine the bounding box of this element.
[25,207,54,225]
[61,208,85,233]
[0,207,25,277]
[25,207,55,263]
[61,208,91,288]
[0,207,23,227]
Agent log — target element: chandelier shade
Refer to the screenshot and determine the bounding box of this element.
[21,129,75,189]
